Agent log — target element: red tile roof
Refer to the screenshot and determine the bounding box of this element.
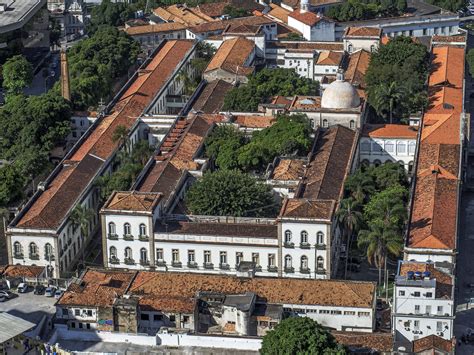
[344,49,371,89]
[14,40,195,230]
[288,10,323,27]
[343,26,382,38]
[362,124,418,139]
[399,262,453,299]
[192,80,234,114]
[124,22,187,36]
[413,335,455,353]
[102,191,162,212]
[1,265,45,278]
[333,332,393,352]
[205,37,255,75]
[429,46,465,89]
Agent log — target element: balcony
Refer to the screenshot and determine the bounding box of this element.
[123,234,134,241]
[300,242,311,249]
[155,260,166,267]
[138,235,149,242]
[204,263,214,270]
[45,254,55,261]
[172,261,182,268]
[187,261,198,268]
[13,252,24,259]
[255,266,262,272]
[284,242,295,248]
[316,268,327,275]
[219,263,230,270]
[107,233,118,240]
[300,267,311,274]
[267,265,278,273]
[29,253,40,260]
[109,257,120,265]
[315,244,326,250]
[140,259,150,266]
[284,267,295,273]
[124,258,135,265]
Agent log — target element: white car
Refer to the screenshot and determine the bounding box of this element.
[45,287,56,297]
[0,290,12,299]
[17,283,28,293]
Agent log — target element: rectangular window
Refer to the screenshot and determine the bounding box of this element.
[71,322,75,328]
[154,314,163,321]
[172,249,179,263]
[426,292,432,298]
[62,308,68,316]
[344,311,356,315]
[252,253,260,266]
[220,251,227,264]
[436,321,443,332]
[236,252,243,265]
[399,290,405,296]
[169,315,176,322]
[156,248,163,261]
[204,250,211,264]
[188,250,195,263]
[425,305,431,314]
[86,323,91,329]
[415,305,420,314]
[75,309,80,316]
[86,310,92,317]
[268,254,275,267]
[413,291,420,297]
[330,310,342,315]
[140,313,150,321]
[437,306,443,315]
[319,310,330,314]
[358,312,370,317]
[414,320,419,330]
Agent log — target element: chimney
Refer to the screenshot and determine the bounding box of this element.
[60,49,71,101]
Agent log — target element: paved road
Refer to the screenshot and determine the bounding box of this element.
[0,290,57,325]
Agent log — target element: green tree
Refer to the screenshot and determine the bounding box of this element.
[70,205,95,270]
[223,5,250,18]
[237,114,312,172]
[336,198,363,279]
[426,0,465,12]
[372,81,403,123]
[344,170,375,203]
[2,55,33,95]
[185,170,278,217]
[467,48,474,77]
[261,317,346,355]
[0,165,25,207]
[205,125,246,170]
[285,32,305,41]
[223,68,319,111]
[358,221,403,286]
[363,184,407,230]
[368,162,408,191]
[88,0,134,33]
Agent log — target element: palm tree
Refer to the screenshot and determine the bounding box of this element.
[112,124,130,151]
[358,221,403,288]
[177,70,196,97]
[373,81,403,124]
[70,205,95,272]
[345,171,375,204]
[336,197,363,279]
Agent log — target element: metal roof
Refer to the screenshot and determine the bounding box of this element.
[0,312,35,343]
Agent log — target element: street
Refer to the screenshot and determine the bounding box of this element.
[0,290,57,325]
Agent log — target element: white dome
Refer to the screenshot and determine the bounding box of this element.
[321,75,360,110]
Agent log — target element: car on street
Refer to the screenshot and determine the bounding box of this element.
[45,287,56,297]
[0,296,5,302]
[18,283,29,293]
[54,289,63,299]
[34,285,46,295]
[0,290,12,299]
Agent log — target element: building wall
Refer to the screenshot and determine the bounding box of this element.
[310,21,335,42]
[203,68,250,84]
[314,63,338,82]
[359,137,416,173]
[343,38,379,53]
[403,250,455,264]
[132,30,187,50]
[282,52,315,80]
[290,110,361,130]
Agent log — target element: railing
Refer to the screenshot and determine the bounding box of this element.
[165,214,276,225]
[171,261,182,268]
[316,268,327,275]
[300,242,311,249]
[13,252,24,259]
[156,261,166,267]
[45,254,55,261]
[140,260,150,266]
[187,261,198,268]
[300,268,310,274]
[267,266,278,273]
[109,257,120,264]
[284,267,295,273]
[29,253,40,260]
[108,234,119,240]
[124,258,135,265]
[203,263,214,270]
[219,263,230,270]
[123,234,134,241]
[315,244,326,250]
[284,242,295,248]
[138,235,149,242]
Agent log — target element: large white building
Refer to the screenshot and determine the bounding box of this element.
[393,261,454,346]
[287,0,335,42]
[6,40,198,278]
[359,124,418,174]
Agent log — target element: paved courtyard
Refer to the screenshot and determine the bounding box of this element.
[0,289,57,325]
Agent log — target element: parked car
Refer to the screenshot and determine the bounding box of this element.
[0,290,12,299]
[0,296,5,302]
[34,285,46,295]
[45,287,56,297]
[54,289,63,299]
[17,283,29,293]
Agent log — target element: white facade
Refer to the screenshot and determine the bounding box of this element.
[359,136,416,173]
[343,37,379,53]
[281,51,316,80]
[393,264,454,344]
[287,16,335,42]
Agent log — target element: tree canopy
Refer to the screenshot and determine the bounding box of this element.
[67,25,140,109]
[426,0,465,12]
[467,48,474,77]
[185,170,278,217]
[327,0,407,22]
[88,0,134,33]
[223,68,319,111]
[365,36,429,122]
[2,55,33,95]
[261,317,346,355]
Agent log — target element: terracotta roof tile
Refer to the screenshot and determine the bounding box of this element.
[205,37,255,75]
[280,198,335,220]
[155,221,277,238]
[1,265,45,278]
[234,115,276,128]
[268,3,291,23]
[413,335,455,353]
[192,80,234,113]
[432,34,466,44]
[282,0,343,10]
[399,262,453,299]
[333,332,393,352]
[343,26,382,38]
[271,159,305,181]
[139,295,195,313]
[344,49,370,89]
[154,5,215,25]
[125,22,187,36]
[288,10,324,26]
[196,0,264,18]
[189,16,273,34]
[268,41,344,51]
[362,124,418,139]
[129,271,376,308]
[429,46,465,88]
[103,191,162,212]
[58,269,136,307]
[316,50,343,66]
[289,96,321,111]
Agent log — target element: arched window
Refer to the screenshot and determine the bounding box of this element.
[348,43,353,53]
[409,142,416,155]
[300,231,308,244]
[284,230,292,243]
[408,161,414,174]
[301,256,308,270]
[349,120,355,129]
[317,232,324,245]
[397,142,406,154]
[14,242,22,256]
[124,223,131,236]
[361,159,370,167]
[373,159,381,167]
[322,119,328,128]
[29,242,38,256]
[139,224,147,236]
[317,256,324,270]
[370,44,376,52]
[110,246,117,258]
[285,255,292,269]
[45,243,53,259]
[385,142,394,153]
[108,222,116,235]
[398,160,404,167]
[125,247,133,260]
[140,248,148,262]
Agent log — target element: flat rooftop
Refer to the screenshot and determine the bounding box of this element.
[0,0,46,34]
